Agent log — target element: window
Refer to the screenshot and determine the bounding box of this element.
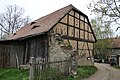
[80,15,84,21]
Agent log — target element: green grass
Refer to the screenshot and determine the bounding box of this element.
[77,65,97,79]
[38,65,97,80]
[0,68,29,80]
[61,65,97,80]
[0,65,97,80]
[34,67,62,80]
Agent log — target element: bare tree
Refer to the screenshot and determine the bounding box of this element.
[88,0,120,31]
[0,5,30,39]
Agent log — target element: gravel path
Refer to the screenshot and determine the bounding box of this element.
[83,63,120,80]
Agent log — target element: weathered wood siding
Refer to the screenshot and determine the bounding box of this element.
[0,45,24,67]
[0,34,48,67]
[25,35,48,64]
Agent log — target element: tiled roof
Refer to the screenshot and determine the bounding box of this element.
[8,4,74,40]
[98,38,120,48]
[8,4,94,41]
[111,38,120,48]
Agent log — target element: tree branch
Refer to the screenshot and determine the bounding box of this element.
[106,0,120,18]
[0,23,8,32]
[114,0,120,15]
[1,28,9,34]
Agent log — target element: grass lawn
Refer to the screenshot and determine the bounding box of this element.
[0,65,97,80]
[77,65,97,79]
[61,65,97,80]
[0,68,29,80]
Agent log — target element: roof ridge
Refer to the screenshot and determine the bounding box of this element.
[34,4,73,22]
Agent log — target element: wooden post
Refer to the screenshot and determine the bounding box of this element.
[15,53,20,69]
[29,57,35,80]
[24,42,29,64]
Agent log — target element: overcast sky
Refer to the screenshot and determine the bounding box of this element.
[0,0,119,36]
[0,0,92,20]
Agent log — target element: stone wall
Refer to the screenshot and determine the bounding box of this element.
[49,35,71,62]
[49,33,93,69]
[48,34,72,74]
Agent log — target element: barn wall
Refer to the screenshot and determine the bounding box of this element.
[25,35,48,64]
[0,34,48,67]
[52,10,95,42]
[0,45,10,67]
[50,9,95,66]
[0,44,24,67]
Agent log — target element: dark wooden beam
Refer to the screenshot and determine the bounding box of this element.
[77,40,78,50]
[78,48,93,50]
[74,11,75,37]
[87,42,93,63]
[61,36,95,43]
[78,42,85,55]
[68,14,88,24]
[59,22,92,34]
[67,15,69,36]
[83,17,85,40]
[88,25,89,40]
[48,9,72,32]
[79,14,80,39]
[24,42,29,64]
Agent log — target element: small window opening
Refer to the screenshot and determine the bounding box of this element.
[30,22,36,25]
[13,33,16,35]
[32,25,40,29]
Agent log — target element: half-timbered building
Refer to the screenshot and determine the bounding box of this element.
[0,4,96,67]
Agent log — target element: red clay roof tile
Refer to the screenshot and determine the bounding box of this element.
[8,4,73,40]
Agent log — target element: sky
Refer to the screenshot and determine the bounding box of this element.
[0,0,119,36]
[0,0,92,20]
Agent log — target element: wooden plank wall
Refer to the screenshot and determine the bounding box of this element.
[0,45,24,67]
[0,35,48,67]
[0,45,10,67]
[25,35,48,64]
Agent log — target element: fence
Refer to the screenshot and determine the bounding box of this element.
[29,57,71,80]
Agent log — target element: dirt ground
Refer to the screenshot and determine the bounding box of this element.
[83,63,120,80]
